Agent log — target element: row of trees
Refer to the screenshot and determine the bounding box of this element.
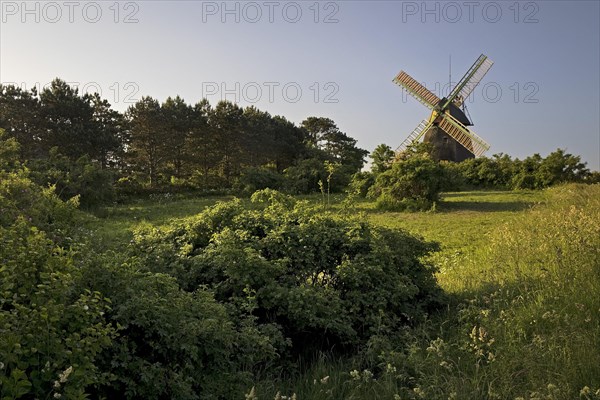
[367,144,594,190]
[0,79,367,202]
[1,79,596,210]
[448,150,594,190]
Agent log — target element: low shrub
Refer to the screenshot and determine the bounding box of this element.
[127,189,443,363]
[234,167,284,195]
[80,263,263,399]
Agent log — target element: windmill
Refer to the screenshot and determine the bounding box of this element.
[393,54,494,162]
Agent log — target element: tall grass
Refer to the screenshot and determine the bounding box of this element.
[404,184,600,399]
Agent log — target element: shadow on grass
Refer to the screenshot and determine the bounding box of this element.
[439,200,535,213]
[442,190,514,198]
[351,199,536,214]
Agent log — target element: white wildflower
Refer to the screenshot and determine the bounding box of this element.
[59,366,73,383]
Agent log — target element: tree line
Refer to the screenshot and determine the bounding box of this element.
[0,79,367,205]
[1,78,596,210]
[351,143,597,211]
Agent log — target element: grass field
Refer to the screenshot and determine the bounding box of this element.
[89,189,542,251]
[86,186,599,399]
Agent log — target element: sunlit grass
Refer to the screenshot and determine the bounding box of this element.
[88,189,543,256]
[85,195,233,249]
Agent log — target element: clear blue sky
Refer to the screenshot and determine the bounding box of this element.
[1,0,599,170]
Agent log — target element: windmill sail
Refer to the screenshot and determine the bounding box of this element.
[438,113,490,157]
[395,119,434,153]
[393,71,440,109]
[444,54,494,108]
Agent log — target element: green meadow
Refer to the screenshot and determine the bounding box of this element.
[85,185,599,400]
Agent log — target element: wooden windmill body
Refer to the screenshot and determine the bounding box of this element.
[393,54,494,162]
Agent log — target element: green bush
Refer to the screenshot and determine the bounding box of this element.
[234,167,284,195]
[0,147,115,398]
[114,174,146,200]
[187,170,232,193]
[0,221,116,399]
[0,142,79,242]
[127,190,442,363]
[348,171,375,198]
[0,159,273,398]
[369,149,445,211]
[438,160,466,191]
[79,263,260,399]
[28,147,115,209]
[283,158,328,194]
[453,150,591,191]
[0,130,20,171]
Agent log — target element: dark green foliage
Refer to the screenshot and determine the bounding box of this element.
[113,175,147,199]
[0,136,79,237]
[0,86,43,160]
[234,167,284,195]
[348,171,376,198]
[187,171,231,193]
[283,150,365,195]
[583,171,600,184]
[81,265,259,399]
[0,145,272,399]
[2,79,595,201]
[453,154,515,188]
[438,160,466,192]
[295,117,368,193]
[369,145,446,211]
[301,116,338,147]
[0,130,21,172]
[451,150,591,190]
[1,80,125,165]
[283,157,328,194]
[512,149,590,189]
[125,96,165,187]
[29,148,115,210]
[127,190,442,361]
[0,223,116,399]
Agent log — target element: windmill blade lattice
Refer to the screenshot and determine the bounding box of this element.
[445,54,494,108]
[395,119,434,153]
[393,71,440,109]
[437,113,490,157]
